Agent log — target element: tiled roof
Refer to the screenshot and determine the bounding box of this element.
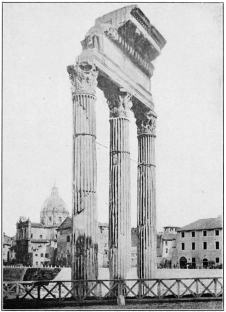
[162,233,177,240]
[177,217,222,232]
[57,217,72,230]
[163,226,180,229]
[31,222,44,228]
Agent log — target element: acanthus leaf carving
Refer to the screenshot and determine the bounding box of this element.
[102,83,132,118]
[132,103,157,135]
[67,61,98,96]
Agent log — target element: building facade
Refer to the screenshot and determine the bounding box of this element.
[161,226,179,258]
[3,233,13,264]
[56,219,109,267]
[176,216,223,268]
[15,185,69,266]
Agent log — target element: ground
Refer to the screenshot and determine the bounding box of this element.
[54,300,223,310]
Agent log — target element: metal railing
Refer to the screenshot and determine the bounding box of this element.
[3,277,223,307]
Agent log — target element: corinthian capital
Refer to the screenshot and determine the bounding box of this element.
[103,83,132,118]
[132,104,157,136]
[67,61,98,96]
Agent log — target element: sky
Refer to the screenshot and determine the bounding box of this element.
[3,3,223,237]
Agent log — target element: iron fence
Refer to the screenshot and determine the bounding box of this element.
[3,277,223,307]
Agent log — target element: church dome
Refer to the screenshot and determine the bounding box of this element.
[41,184,68,213]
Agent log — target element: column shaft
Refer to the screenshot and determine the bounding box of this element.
[68,61,99,283]
[109,117,131,280]
[137,134,156,279]
[72,94,98,281]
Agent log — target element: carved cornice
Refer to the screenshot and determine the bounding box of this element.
[104,26,154,78]
[67,61,98,96]
[132,103,157,136]
[102,82,132,118]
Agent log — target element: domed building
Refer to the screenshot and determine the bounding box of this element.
[16,184,70,267]
[40,184,69,226]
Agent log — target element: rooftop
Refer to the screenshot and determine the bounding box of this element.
[31,222,44,228]
[163,226,180,229]
[31,239,49,243]
[177,217,222,232]
[162,233,177,240]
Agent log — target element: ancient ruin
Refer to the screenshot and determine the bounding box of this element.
[67,5,166,282]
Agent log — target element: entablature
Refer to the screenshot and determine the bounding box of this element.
[81,5,166,78]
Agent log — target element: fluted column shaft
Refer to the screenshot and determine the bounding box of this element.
[67,61,98,281]
[106,89,132,281]
[134,108,157,279]
[137,134,156,278]
[109,117,131,279]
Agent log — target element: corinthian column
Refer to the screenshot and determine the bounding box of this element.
[67,61,98,282]
[133,105,157,279]
[103,85,132,281]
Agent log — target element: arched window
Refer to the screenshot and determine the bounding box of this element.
[203,258,208,268]
[67,236,70,242]
[180,257,187,269]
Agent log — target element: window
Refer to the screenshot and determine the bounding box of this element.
[36,262,38,265]
[166,248,168,253]
[49,217,52,222]
[45,253,49,258]
[215,230,219,236]
[216,242,219,249]
[203,242,207,249]
[59,217,62,223]
[55,235,57,239]
[41,253,43,257]
[192,232,195,237]
[181,232,184,238]
[40,235,42,239]
[35,254,38,256]
[67,236,70,242]
[216,258,219,263]
[165,241,168,246]
[203,230,207,236]
[182,243,185,250]
[31,234,33,238]
[192,242,195,250]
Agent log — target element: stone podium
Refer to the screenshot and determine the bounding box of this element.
[67,5,166,282]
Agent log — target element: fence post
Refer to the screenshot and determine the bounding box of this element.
[138,279,142,299]
[58,282,61,302]
[214,278,217,297]
[78,281,82,302]
[157,280,161,299]
[196,278,199,298]
[16,283,19,301]
[177,279,180,299]
[117,279,125,306]
[37,283,41,300]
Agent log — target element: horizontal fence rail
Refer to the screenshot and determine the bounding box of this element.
[3,277,223,307]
